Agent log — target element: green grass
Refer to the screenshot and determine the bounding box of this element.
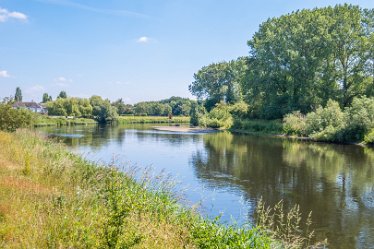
[34,115,97,127]
[118,115,190,124]
[231,119,283,135]
[0,130,321,248]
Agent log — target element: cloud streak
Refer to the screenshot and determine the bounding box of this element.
[137,36,150,43]
[0,70,10,78]
[54,76,72,87]
[0,7,27,22]
[36,0,149,18]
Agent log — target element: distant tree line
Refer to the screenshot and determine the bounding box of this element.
[44,94,195,123]
[189,4,374,119]
[112,96,195,116]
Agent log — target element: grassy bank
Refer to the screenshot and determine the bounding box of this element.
[0,130,286,248]
[118,115,190,124]
[34,115,97,127]
[231,119,283,135]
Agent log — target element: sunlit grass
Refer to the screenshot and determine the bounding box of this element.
[0,130,320,248]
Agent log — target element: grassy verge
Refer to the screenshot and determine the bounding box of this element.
[0,130,279,248]
[231,119,283,135]
[118,116,190,124]
[34,115,97,127]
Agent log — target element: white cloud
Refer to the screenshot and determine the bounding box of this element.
[137,36,150,44]
[54,76,72,87]
[0,7,27,23]
[0,70,10,78]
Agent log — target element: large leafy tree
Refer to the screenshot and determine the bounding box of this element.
[243,4,374,118]
[189,58,246,111]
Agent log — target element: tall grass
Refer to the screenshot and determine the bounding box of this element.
[34,115,97,127]
[231,119,283,134]
[0,130,320,248]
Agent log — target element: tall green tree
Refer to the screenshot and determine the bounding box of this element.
[42,93,52,103]
[189,58,246,111]
[243,4,374,118]
[15,87,22,102]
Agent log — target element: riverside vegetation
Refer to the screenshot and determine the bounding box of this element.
[0,128,323,248]
[187,4,374,144]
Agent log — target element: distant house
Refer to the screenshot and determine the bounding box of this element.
[12,102,48,114]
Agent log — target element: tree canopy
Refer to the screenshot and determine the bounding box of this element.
[189,4,374,119]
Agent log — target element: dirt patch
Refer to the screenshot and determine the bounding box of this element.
[0,176,51,195]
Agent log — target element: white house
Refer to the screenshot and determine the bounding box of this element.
[12,102,48,114]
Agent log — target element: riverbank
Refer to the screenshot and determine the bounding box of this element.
[118,115,190,124]
[153,126,218,133]
[0,130,281,248]
[34,115,97,127]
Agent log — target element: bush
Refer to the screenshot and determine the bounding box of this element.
[283,111,306,136]
[0,104,34,132]
[343,96,374,142]
[205,103,233,129]
[304,100,345,142]
[232,119,283,134]
[364,129,374,144]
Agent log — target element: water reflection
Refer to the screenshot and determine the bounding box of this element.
[37,125,374,249]
[191,132,374,248]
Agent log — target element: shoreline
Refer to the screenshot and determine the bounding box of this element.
[230,128,366,147]
[153,125,219,133]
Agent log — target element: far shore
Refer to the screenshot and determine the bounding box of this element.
[153,125,219,133]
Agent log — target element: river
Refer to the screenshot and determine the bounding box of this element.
[38,124,374,249]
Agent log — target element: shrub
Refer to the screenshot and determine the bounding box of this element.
[364,129,374,144]
[304,100,345,142]
[232,119,283,134]
[229,101,249,119]
[0,104,34,132]
[205,103,233,129]
[283,111,306,136]
[343,96,374,142]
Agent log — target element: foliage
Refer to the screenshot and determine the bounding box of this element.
[343,96,374,141]
[190,5,374,120]
[34,115,96,127]
[228,101,249,119]
[112,98,133,115]
[283,112,306,136]
[0,104,34,132]
[364,129,374,144]
[58,91,67,99]
[189,58,247,111]
[285,96,374,143]
[42,93,52,103]
[189,102,200,127]
[304,100,345,142]
[132,97,195,117]
[204,103,233,129]
[47,97,93,118]
[14,87,22,102]
[232,119,283,134]
[90,96,118,123]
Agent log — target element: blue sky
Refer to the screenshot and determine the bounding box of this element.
[1,0,374,103]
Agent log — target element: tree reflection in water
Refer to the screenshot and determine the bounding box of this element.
[191,132,374,249]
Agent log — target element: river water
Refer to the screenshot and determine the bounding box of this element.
[38,124,374,249]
